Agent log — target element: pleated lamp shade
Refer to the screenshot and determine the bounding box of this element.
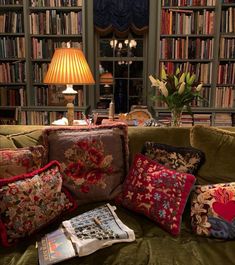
[44,48,95,85]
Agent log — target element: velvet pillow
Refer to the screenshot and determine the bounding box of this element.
[42,124,129,205]
[120,153,196,235]
[0,161,77,247]
[142,142,204,174]
[191,182,235,239]
[190,125,235,184]
[0,146,46,179]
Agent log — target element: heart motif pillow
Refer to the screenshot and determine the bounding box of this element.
[191,182,235,239]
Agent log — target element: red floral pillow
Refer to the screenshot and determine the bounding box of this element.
[120,154,196,235]
[0,161,77,247]
[0,146,46,179]
[191,182,235,239]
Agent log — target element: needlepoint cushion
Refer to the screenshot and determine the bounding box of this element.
[141,142,204,174]
[0,161,77,247]
[0,145,46,179]
[191,182,235,239]
[120,153,196,235]
[190,125,235,184]
[42,124,129,205]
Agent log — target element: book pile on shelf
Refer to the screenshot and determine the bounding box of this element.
[157,112,193,127]
[215,87,234,108]
[214,113,232,127]
[193,113,211,125]
[37,204,135,265]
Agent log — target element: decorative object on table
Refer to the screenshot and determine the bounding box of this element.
[108,98,115,120]
[44,43,95,126]
[128,108,152,126]
[149,68,204,127]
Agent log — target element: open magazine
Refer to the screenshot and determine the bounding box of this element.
[37,204,135,265]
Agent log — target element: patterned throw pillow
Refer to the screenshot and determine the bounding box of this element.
[0,146,46,179]
[142,142,204,174]
[191,183,235,239]
[42,124,129,205]
[120,154,196,235]
[0,161,77,247]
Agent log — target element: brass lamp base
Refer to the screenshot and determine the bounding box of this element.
[63,85,77,126]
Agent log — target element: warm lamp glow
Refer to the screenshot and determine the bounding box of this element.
[44,47,95,125]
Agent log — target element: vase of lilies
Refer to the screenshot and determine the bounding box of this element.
[149,68,204,127]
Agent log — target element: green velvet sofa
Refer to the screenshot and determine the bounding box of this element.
[0,125,235,265]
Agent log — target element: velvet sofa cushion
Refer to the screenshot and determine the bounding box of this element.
[120,153,195,235]
[0,161,77,247]
[0,146,46,179]
[141,142,204,174]
[42,124,129,205]
[190,125,235,184]
[191,182,235,239]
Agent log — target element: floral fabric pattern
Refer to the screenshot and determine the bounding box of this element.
[142,142,204,174]
[62,138,113,193]
[0,161,76,247]
[121,153,195,235]
[191,182,235,239]
[0,146,46,179]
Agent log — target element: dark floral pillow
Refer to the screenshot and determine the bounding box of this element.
[191,182,235,239]
[0,146,46,179]
[0,161,77,247]
[142,142,204,174]
[120,153,196,235]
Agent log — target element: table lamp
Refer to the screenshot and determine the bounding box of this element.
[44,46,95,126]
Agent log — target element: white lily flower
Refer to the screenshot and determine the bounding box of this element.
[159,81,168,97]
[196,83,203,92]
[178,82,185,95]
[149,75,161,87]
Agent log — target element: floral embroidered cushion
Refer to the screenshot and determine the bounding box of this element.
[0,146,46,179]
[142,142,204,174]
[191,182,235,239]
[120,153,196,235]
[0,161,77,247]
[42,124,129,205]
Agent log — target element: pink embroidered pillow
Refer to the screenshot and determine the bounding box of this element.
[120,154,196,235]
[0,146,46,179]
[191,182,235,239]
[42,124,129,205]
[0,161,77,247]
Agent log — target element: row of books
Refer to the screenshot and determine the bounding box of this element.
[0,12,24,33]
[30,0,82,7]
[217,63,235,84]
[31,38,82,59]
[161,0,216,6]
[0,37,25,58]
[33,63,48,83]
[29,11,82,35]
[0,87,26,106]
[215,87,234,108]
[160,62,212,83]
[160,38,214,59]
[0,0,22,4]
[0,62,25,82]
[221,7,235,33]
[161,10,215,35]
[219,37,235,59]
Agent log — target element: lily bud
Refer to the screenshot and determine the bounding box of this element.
[188,74,196,85]
[175,68,180,75]
[186,72,191,83]
[178,82,185,95]
[196,83,203,92]
[149,75,161,87]
[159,81,169,97]
[179,73,185,83]
[161,67,167,80]
[174,76,179,87]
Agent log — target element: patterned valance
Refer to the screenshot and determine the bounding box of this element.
[93,0,149,35]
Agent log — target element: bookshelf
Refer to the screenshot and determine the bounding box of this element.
[154,0,235,126]
[0,0,89,125]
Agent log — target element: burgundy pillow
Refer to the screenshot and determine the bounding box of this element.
[0,161,77,247]
[42,124,129,205]
[120,154,196,235]
[0,146,46,179]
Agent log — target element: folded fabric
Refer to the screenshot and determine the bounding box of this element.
[120,153,196,235]
[0,160,77,247]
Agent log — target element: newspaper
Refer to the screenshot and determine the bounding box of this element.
[38,204,135,265]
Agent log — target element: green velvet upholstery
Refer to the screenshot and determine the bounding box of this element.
[0,125,235,265]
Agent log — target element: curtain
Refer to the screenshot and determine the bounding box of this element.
[93,0,149,36]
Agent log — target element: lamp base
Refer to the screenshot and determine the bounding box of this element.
[63,93,76,126]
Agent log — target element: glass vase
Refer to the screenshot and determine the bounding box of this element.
[170,107,183,127]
